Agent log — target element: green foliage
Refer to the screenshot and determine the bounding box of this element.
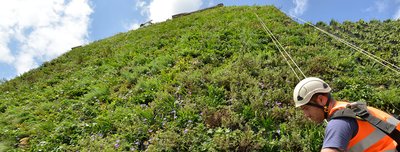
[0,5,399,151]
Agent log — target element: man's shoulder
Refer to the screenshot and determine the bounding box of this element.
[323,117,359,150]
[325,117,358,137]
[327,117,358,128]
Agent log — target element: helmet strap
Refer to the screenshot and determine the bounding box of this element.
[305,102,324,109]
[324,94,332,119]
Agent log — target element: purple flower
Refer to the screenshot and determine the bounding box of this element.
[184,129,189,134]
[114,143,120,149]
[276,129,281,135]
[275,102,282,107]
[148,129,153,133]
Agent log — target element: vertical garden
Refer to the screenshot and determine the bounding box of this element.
[0,6,399,151]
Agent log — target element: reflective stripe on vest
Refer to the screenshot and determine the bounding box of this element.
[384,149,398,152]
[349,128,387,152]
[387,117,400,126]
[329,101,399,152]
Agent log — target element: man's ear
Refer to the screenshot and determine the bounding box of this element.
[317,94,328,105]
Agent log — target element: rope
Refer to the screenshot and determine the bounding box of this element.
[284,11,400,75]
[254,13,307,81]
[258,16,307,79]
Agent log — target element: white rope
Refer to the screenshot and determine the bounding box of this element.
[254,13,307,81]
[255,13,304,80]
[256,14,300,80]
[258,16,307,79]
[284,11,400,75]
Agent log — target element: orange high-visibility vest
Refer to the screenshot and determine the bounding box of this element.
[329,101,399,152]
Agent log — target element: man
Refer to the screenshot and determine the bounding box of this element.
[293,77,399,152]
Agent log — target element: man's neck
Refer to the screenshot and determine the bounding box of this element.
[326,99,337,119]
[328,100,337,110]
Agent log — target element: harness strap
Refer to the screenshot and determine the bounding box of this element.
[328,108,357,120]
[390,129,400,151]
[329,102,400,147]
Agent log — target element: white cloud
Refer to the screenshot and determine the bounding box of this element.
[0,0,92,75]
[365,0,388,13]
[136,1,146,8]
[15,53,38,75]
[0,31,15,64]
[394,7,400,20]
[128,0,203,31]
[208,0,215,7]
[289,0,308,16]
[392,0,400,20]
[375,1,387,13]
[130,23,141,30]
[135,0,149,16]
[124,21,140,31]
[149,0,203,22]
[129,0,149,31]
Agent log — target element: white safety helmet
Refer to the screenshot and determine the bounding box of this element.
[293,77,331,107]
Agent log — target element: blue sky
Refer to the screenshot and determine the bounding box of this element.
[1,0,400,80]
